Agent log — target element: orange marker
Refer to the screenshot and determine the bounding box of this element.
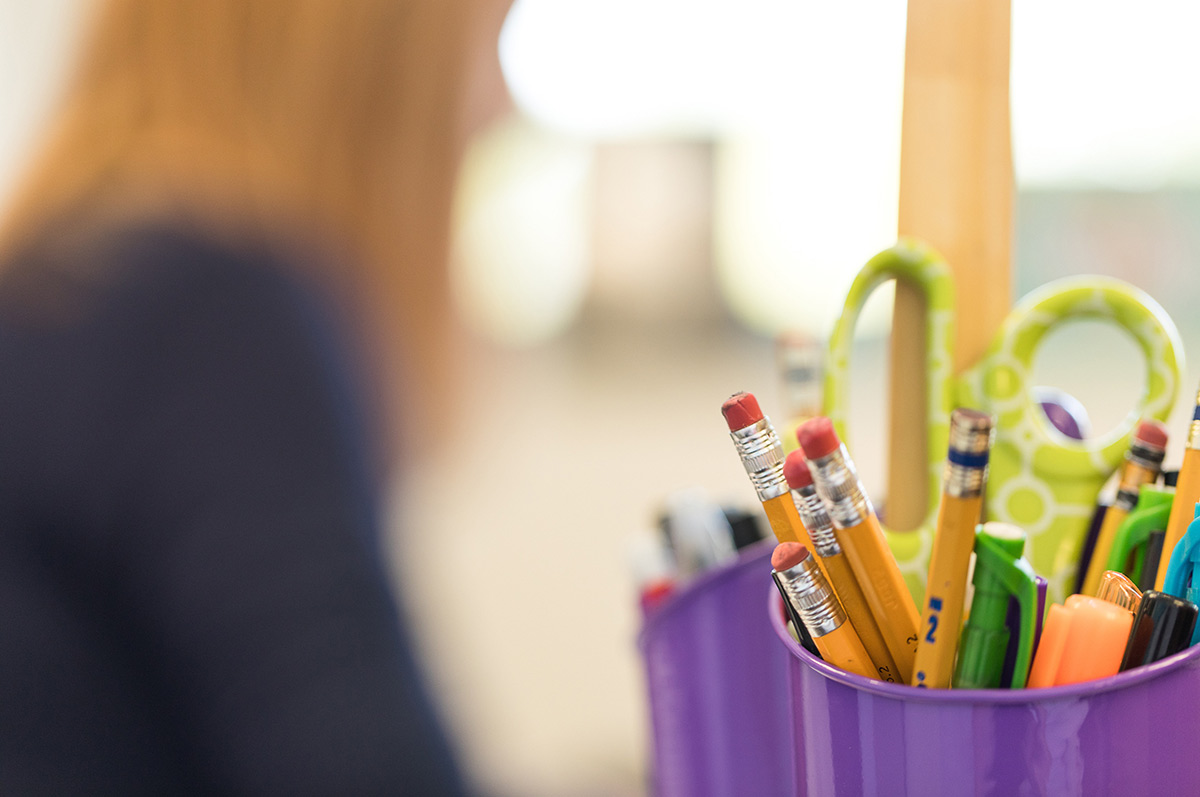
[1026,595,1134,688]
[1158,387,1200,590]
[798,417,921,683]
[772,543,876,680]
[1082,420,1167,595]
[785,451,901,683]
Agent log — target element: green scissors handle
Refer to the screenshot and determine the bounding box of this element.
[824,240,956,597]
[825,239,1184,603]
[958,274,1183,601]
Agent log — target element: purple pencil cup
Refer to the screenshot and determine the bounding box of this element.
[770,595,1200,795]
[639,541,794,796]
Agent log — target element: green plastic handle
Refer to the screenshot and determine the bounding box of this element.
[823,240,957,601]
[1106,487,1174,580]
[956,277,1182,605]
[825,240,1184,606]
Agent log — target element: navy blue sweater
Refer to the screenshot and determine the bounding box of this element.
[0,226,464,794]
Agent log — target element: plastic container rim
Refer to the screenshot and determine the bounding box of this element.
[636,540,775,651]
[768,587,1200,703]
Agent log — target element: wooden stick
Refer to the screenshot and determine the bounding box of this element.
[889,0,1014,530]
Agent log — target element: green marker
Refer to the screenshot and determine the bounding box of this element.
[953,523,1039,689]
[1106,486,1173,586]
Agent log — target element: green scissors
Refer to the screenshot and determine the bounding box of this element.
[824,239,1184,604]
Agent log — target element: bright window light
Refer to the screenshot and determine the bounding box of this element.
[489,0,1200,340]
[450,117,594,347]
[1012,0,1200,189]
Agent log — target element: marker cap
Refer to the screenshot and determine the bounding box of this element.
[1120,590,1199,671]
[985,523,1027,560]
[1028,595,1134,687]
[954,523,1038,689]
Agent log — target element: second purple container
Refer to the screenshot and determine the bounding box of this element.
[639,541,794,796]
[771,597,1200,795]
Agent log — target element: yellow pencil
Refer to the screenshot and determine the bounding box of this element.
[799,417,922,684]
[912,408,994,688]
[785,450,902,683]
[1082,420,1167,595]
[1158,388,1200,591]
[722,392,802,544]
[773,543,877,680]
[722,392,846,602]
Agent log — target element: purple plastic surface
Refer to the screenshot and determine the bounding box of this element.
[1034,575,1048,651]
[1036,387,1089,440]
[1040,399,1086,440]
[638,541,793,796]
[771,592,1200,795]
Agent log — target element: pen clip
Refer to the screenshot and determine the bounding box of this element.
[975,532,1039,688]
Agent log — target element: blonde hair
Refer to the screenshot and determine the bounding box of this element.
[2,0,476,447]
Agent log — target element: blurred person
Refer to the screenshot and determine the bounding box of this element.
[0,0,493,792]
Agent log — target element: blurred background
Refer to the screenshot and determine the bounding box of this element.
[5,1,1200,794]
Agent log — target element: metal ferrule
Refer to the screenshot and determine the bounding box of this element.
[944,413,994,499]
[728,417,788,501]
[808,446,872,529]
[775,556,845,637]
[944,461,987,499]
[1113,487,1140,513]
[1114,458,1163,512]
[792,485,841,558]
[1127,446,1167,471]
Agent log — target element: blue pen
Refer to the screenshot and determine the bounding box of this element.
[1161,502,1200,647]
